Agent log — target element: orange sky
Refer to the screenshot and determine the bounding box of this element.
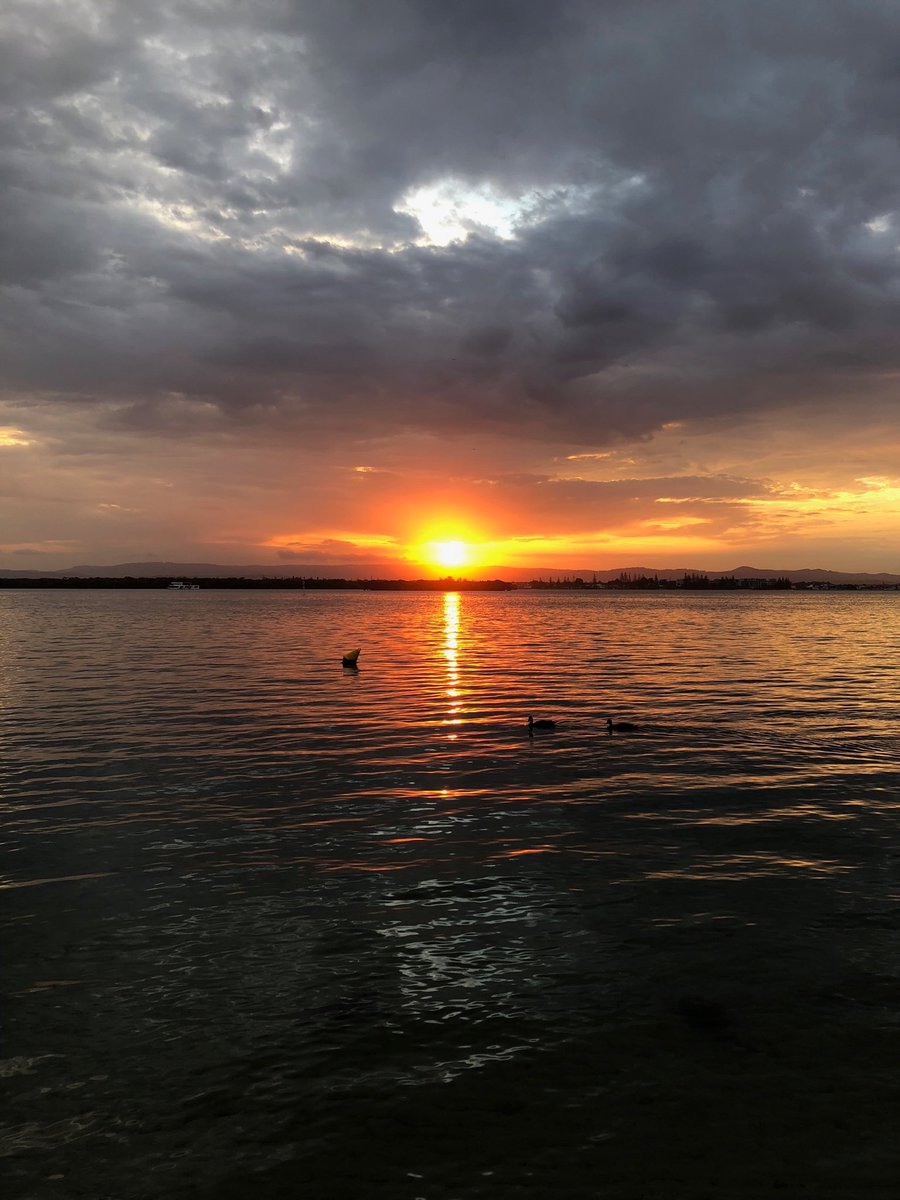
[3,397,899,575]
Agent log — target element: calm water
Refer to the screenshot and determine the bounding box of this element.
[2,589,899,1198]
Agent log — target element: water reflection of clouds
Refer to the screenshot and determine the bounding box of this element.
[379,875,577,1026]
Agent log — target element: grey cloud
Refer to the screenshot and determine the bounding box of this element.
[4,0,900,450]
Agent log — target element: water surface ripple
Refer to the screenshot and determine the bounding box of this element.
[2,590,899,1198]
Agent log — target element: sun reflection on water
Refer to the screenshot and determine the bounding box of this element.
[443,591,462,734]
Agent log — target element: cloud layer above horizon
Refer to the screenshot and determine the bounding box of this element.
[3,0,900,571]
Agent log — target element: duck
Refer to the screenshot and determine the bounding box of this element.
[342,648,361,668]
[607,717,639,733]
[527,715,557,735]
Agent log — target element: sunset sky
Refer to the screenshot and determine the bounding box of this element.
[3,0,900,575]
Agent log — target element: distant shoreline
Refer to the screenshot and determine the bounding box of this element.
[1,576,898,591]
[0,576,515,591]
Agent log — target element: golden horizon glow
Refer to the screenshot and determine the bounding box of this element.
[244,472,900,578]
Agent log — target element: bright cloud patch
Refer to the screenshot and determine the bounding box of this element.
[396,180,541,245]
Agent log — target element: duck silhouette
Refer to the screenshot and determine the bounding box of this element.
[607,717,639,734]
[527,715,557,735]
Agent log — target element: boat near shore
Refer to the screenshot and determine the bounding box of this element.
[167,581,200,590]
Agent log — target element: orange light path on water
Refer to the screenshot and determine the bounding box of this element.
[443,591,462,738]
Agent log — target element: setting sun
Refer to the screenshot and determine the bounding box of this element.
[428,540,469,569]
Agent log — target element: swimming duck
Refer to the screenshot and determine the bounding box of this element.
[342,648,361,668]
[527,715,557,735]
[607,717,639,733]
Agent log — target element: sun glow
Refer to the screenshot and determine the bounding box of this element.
[428,540,470,569]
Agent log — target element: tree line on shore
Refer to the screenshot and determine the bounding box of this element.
[532,572,793,589]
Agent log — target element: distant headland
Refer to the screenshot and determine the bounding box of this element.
[1,561,899,589]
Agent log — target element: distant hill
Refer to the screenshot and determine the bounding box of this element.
[0,560,351,579]
[0,560,405,580]
[1,560,899,585]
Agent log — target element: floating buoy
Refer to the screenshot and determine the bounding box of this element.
[342,648,361,668]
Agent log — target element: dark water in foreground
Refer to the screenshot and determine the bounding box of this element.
[2,589,899,1198]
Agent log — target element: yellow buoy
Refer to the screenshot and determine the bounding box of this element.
[342,648,361,667]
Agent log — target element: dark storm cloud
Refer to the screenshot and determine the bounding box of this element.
[4,0,900,445]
